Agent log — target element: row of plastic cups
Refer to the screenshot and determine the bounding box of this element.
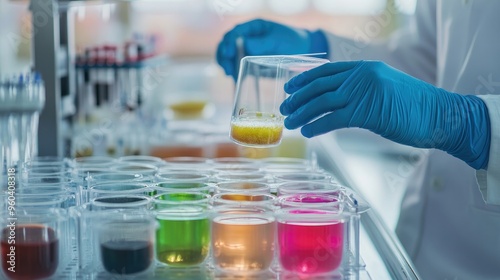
[0,189,352,279]
[21,155,314,170]
[75,191,347,278]
[18,156,327,188]
[80,181,343,204]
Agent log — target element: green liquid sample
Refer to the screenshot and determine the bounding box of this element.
[156,216,210,266]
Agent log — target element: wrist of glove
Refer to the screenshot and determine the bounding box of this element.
[280,60,491,169]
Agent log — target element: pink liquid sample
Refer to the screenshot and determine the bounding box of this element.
[278,221,344,274]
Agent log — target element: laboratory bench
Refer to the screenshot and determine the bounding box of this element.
[314,129,422,280]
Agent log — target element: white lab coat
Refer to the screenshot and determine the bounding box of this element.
[325,0,500,279]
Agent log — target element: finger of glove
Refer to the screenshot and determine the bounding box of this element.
[284,90,348,129]
[284,61,358,94]
[300,109,353,138]
[281,70,352,116]
[244,37,276,56]
[221,19,271,59]
[216,41,234,77]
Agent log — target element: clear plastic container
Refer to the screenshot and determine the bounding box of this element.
[210,206,276,273]
[153,192,211,267]
[0,207,70,280]
[74,209,156,278]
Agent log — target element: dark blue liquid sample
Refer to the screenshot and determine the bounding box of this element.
[100,240,153,275]
[95,197,146,204]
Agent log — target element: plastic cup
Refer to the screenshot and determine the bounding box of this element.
[87,182,152,203]
[153,182,213,195]
[276,182,342,197]
[118,155,166,167]
[153,192,211,267]
[214,172,267,183]
[276,207,346,275]
[156,171,211,183]
[215,182,271,194]
[273,172,332,183]
[278,194,343,212]
[211,193,277,209]
[96,213,156,276]
[110,163,158,177]
[0,207,68,280]
[211,207,276,272]
[89,195,152,210]
[87,172,145,184]
[230,55,328,148]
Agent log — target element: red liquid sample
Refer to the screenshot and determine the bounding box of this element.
[278,221,343,275]
[1,225,59,280]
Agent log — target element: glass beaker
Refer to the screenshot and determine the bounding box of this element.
[230,55,328,148]
[153,192,211,267]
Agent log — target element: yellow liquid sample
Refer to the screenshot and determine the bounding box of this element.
[170,101,207,118]
[231,120,283,147]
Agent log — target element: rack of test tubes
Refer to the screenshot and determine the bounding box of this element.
[0,73,45,172]
[1,155,370,280]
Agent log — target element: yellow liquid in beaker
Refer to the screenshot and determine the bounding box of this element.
[230,119,283,147]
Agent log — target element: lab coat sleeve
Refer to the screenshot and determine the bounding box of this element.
[324,0,437,84]
[476,95,500,205]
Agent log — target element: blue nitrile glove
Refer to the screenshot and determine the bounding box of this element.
[216,19,328,80]
[280,61,491,170]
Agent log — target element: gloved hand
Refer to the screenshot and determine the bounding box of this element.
[280,60,491,169]
[216,19,328,80]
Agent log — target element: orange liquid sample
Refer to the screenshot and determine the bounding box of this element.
[211,215,275,271]
[230,120,283,147]
[149,146,204,158]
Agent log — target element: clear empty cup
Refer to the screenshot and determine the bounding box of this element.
[230,55,328,148]
[210,206,276,272]
[153,192,211,267]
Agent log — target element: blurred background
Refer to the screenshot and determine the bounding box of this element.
[0,0,419,229]
[0,0,416,71]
